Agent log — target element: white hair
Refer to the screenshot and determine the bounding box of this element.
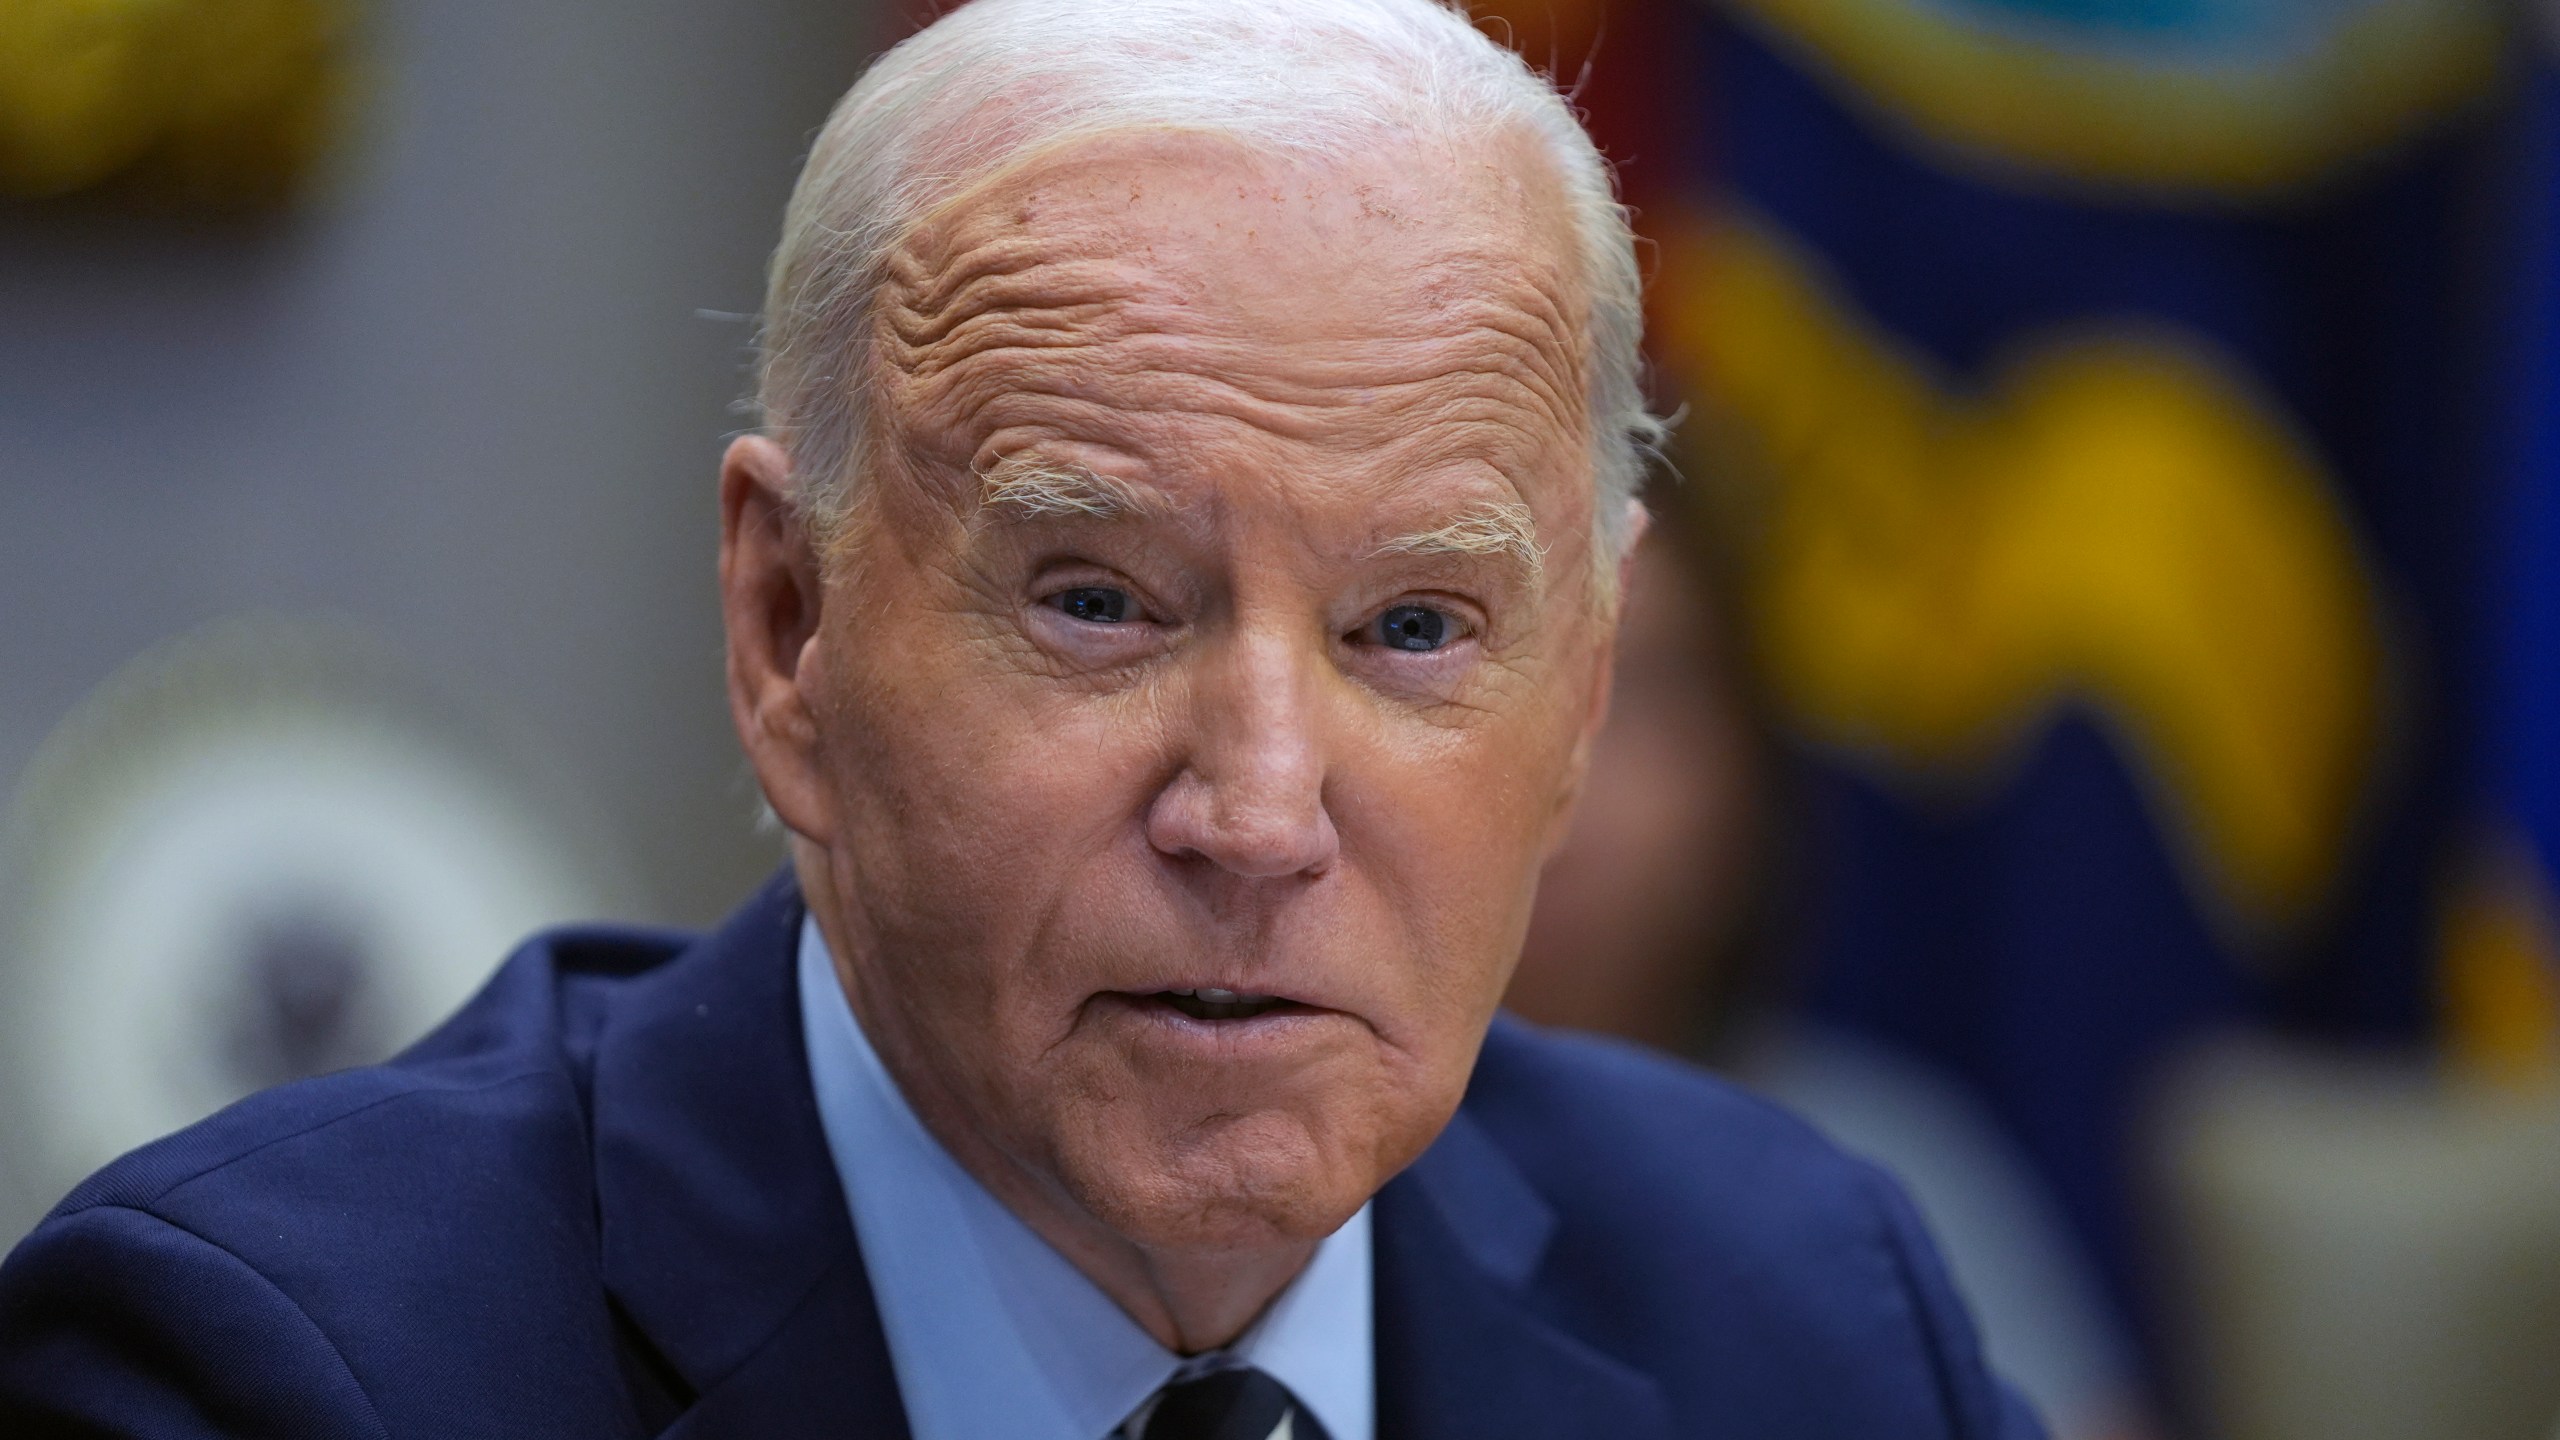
[755,0,1664,568]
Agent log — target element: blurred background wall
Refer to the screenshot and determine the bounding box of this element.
[0,0,885,1235]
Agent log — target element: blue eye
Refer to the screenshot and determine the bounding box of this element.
[1375,604,1448,652]
[1053,587,1130,624]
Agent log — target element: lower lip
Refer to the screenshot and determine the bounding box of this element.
[1091,992,1351,1055]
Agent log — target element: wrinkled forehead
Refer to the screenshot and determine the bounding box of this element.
[868,126,1599,539]
[907,121,1576,267]
[878,124,1592,390]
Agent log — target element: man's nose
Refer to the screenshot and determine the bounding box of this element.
[1145,630,1341,880]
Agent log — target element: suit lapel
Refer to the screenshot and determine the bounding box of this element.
[589,871,910,1438]
[1374,1110,1672,1440]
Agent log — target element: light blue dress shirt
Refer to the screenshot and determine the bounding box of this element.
[797,917,1375,1440]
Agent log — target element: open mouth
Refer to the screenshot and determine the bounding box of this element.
[1150,986,1300,1021]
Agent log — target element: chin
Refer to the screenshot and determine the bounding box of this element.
[1058,1105,1385,1254]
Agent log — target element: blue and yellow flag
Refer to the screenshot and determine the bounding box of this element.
[1643,0,2508,1386]
[2441,58,2560,1088]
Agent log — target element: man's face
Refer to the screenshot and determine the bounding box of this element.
[779,129,1614,1255]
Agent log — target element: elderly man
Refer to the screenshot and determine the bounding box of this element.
[0,2,2041,1436]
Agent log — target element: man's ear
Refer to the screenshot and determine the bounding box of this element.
[1543,498,1651,859]
[720,434,834,843]
[1610,499,1651,618]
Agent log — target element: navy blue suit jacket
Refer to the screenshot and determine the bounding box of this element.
[0,874,2044,1438]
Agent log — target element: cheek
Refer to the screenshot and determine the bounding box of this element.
[1336,689,1590,1010]
[812,575,1174,1014]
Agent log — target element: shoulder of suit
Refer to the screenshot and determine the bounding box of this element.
[1458,1024,2037,1436]
[40,920,698,1229]
[1464,1016,1913,1264]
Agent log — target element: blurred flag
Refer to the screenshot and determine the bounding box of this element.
[2440,47,2560,1088]
[1631,0,2508,1398]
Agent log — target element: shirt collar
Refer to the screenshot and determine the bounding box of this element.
[797,916,1374,1440]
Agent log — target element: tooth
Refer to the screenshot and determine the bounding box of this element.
[1196,987,1239,1003]
[1170,988,1196,997]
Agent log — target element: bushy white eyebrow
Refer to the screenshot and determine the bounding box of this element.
[977,460,1543,591]
[975,457,1168,522]
[1370,501,1545,588]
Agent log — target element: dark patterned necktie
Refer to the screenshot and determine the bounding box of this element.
[1137,1366,1328,1440]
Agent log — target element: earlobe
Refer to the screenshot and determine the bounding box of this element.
[719,435,834,842]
